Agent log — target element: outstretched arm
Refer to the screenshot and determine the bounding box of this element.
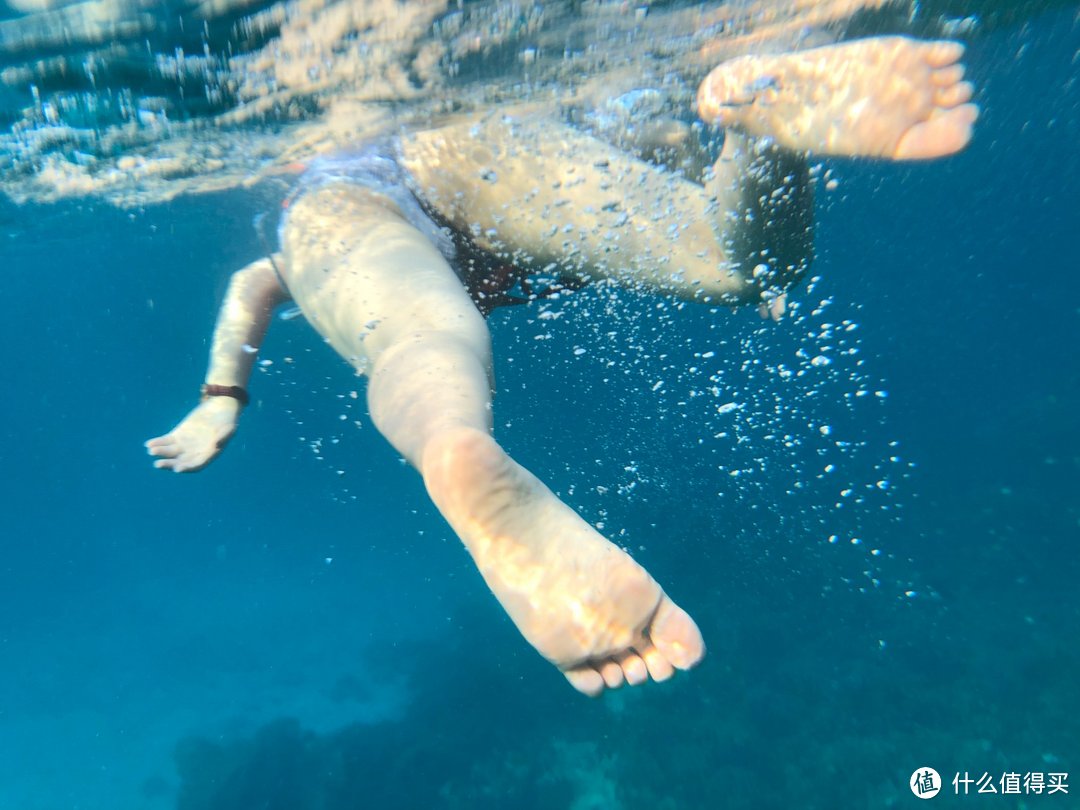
[146,255,290,472]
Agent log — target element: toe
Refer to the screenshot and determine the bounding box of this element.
[649,596,705,671]
[640,645,675,682]
[599,659,625,689]
[923,40,965,69]
[769,293,787,321]
[564,666,605,697]
[619,652,649,686]
[934,80,973,109]
[894,103,978,160]
[931,64,966,87]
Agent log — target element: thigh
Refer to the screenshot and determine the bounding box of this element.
[280,182,495,465]
[400,116,755,303]
[281,182,490,370]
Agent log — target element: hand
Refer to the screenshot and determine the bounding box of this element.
[145,396,242,472]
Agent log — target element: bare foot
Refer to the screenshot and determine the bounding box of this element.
[422,427,704,696]
[145,397,241,472]
[697,37,979,160]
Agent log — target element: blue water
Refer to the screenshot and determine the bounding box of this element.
[2,7,1078,810]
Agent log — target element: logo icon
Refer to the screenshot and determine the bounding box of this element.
[911,767,942,799]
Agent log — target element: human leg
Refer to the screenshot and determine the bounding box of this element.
[401,36,976,310]
[281,183,704,694]
[399,116,811,309]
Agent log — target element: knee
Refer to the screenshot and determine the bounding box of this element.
[420,425,499,484]
[365,330,494,460]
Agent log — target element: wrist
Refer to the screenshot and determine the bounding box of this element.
[200,383,250,407]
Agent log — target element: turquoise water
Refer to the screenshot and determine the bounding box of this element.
[1,3,1078,809]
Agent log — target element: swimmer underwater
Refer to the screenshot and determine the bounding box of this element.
[147,37,979,696]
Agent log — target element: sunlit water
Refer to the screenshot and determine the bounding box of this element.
[1,2,1078,809]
